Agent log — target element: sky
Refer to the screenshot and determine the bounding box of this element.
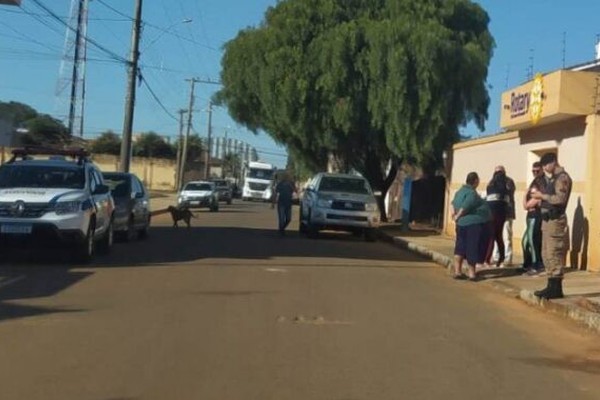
[1,1,600,167]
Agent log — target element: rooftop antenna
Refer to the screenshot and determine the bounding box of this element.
[504,63,510,89]
[527,48,535,81]
[562,31,567,68]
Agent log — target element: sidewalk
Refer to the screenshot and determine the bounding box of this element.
[378,223,600,334]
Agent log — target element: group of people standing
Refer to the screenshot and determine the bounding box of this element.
[451,152,572,300]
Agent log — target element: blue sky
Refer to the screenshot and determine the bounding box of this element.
[1,1,600,167]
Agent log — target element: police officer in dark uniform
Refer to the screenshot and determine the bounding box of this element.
[530,152,572,299]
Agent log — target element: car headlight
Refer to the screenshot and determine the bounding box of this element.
[317,198,331,208]
[365,202,378,212]
[55,200,82,215]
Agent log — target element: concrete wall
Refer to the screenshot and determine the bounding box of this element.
[91,154,177,191]
[0,148,180,191]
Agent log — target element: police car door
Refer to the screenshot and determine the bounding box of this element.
[89,168,107,235]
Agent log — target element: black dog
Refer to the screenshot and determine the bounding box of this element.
[167,205,195,228]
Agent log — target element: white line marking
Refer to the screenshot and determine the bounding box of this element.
[264,268,287,273]
[0,275,26,289]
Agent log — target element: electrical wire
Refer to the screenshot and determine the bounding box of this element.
[139,74,179,122]
[0,7,129,21]
[94,0,133,21]
[26,0,128,64]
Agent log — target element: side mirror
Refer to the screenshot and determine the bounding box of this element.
[94,184,110,195]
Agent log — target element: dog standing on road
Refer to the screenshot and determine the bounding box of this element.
[167,205,195,228]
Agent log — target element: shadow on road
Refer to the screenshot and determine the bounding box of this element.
[0,267,91,322]
[0,202,428,321]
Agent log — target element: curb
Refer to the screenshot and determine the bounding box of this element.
[377,229,600,334]
[376,230,453,270]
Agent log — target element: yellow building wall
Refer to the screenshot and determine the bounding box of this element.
[445,116,593,270]
[91,154,177,191]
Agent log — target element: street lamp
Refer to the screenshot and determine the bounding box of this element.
[143,18,192,52]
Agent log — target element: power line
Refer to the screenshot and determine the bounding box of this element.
[0,7,129,21]
[139,74,179,122]
[26,0,128,64]
[95,0,133,21]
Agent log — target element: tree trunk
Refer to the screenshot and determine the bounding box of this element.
[362,153,399,223]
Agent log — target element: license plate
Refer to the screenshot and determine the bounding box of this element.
[1,224,32,234]
[190,201,200,205]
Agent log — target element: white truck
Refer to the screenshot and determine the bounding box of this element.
[241,161,275,202]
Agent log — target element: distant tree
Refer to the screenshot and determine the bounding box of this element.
[0,101,37,124]
[222,152,242,179]
[89,131,121,155]
[216,0,494,220]
[133,132,175,159]
[22,114,69,146]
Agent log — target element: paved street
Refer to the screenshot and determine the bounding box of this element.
[1,201,600,400]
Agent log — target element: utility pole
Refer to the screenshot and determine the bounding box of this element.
[119,0,143,173]
[67,0,84,136]
[221,128,228,178]
[175,109,187,190]
[204,100,213,179]
[181,78,199,185]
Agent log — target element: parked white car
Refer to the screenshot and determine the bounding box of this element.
[177,181,219,212]
[299,173,380,241]
[0,147,115,262]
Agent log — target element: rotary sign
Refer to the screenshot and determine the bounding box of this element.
[509,73,544,125]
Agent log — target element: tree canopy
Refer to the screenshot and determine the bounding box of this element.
[216,0,494,219]
[133,132,175,159]
[89,131,121,155]
[0,100,69,146]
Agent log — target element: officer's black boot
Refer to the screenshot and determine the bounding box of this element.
[534,276,564,300]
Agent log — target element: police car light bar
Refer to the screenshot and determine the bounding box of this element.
[9,146,90,163]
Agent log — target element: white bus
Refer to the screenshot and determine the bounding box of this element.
[242,161,276,201]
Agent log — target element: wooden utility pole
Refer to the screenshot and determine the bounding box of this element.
[204,100,213,179]
[180,78,199,185]
[175,109,187,190]
[119,0,143,172]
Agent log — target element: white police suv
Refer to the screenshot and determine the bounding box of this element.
[0,147,115,262]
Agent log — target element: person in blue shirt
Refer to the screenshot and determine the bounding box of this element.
[272,172,297,236]
[451,172,492,281]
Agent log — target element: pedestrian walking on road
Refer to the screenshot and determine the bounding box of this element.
[484,168,510,267]
[530,152,572,299]
[451,172,491,281]
[272,172,296,236]
[521,161,546,275]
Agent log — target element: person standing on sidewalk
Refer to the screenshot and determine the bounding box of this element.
[451,172,491,281]
[484,168,510,267]
[530,152,572,299]
[521,161,546,274]
[492,166,516,266]
[272,172,296,237]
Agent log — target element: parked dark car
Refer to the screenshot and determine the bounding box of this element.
[211,179,233,205]
[102,172,151,241]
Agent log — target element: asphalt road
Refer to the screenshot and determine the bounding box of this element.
[1,201,600,400]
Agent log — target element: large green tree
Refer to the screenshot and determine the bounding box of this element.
[216,0,494,220]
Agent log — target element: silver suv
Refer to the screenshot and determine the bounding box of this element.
[0,147,115,262]
[299,173,380,241]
